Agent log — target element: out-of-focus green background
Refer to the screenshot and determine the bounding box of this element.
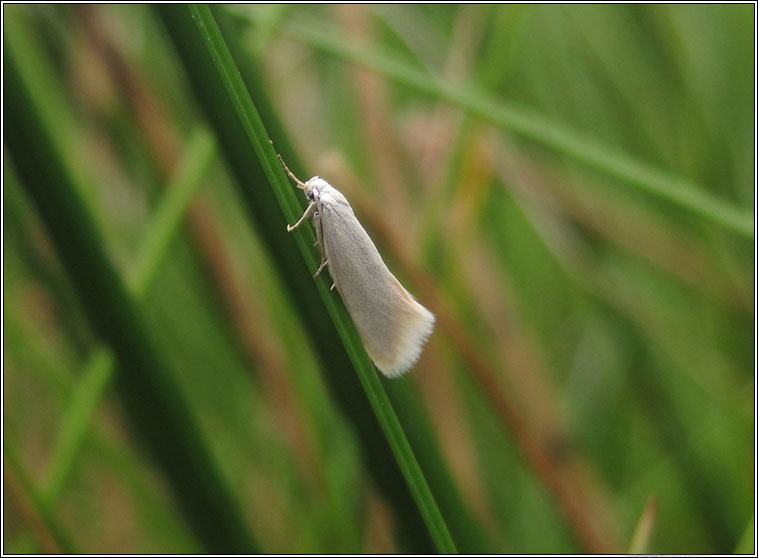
[3,4,754,554]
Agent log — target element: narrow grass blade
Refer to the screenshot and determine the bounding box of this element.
[157,4,456,553]
[129,127,217,296]
[39,127,217,507]
[240,11,753,238]
[39,348,114,506]
[5,35,257,554]
[735,516,755,555]
[628,496,657,554]
[384,380,495,553]
[211,7,491,551]
[4,440,77,553]
[4,301,201,553]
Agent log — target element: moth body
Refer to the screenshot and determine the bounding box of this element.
[283,163,435,377]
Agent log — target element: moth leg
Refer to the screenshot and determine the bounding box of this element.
[314,258,328,278]
[330,282,336,291]
[312,209,328,278]
[287,202,316,232]
[314,210,325,253]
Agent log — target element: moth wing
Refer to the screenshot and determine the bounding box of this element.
[319,196,434,377]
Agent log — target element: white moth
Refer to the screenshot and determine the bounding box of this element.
[280,155,435,377]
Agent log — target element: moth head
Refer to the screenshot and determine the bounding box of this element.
[304,177,330,201]
[278,154,326,202]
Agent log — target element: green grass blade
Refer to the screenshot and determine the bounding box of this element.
[39,126,217,507]
[157,4,456,553]
[4,293,200,553]
[384,380,496,553]
[240,11,753,238]
[4,34,258,554]
[628,496,657,554]
[735,516,755,554]
[39,348,114,506]
[129,126,217,296]
[155,8,436,552]
[4,440,77,553]
[210,6,493,551]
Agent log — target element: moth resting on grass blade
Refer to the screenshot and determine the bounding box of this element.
[280,155,435,377]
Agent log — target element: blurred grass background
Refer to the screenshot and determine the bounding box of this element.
[3,3,754,554]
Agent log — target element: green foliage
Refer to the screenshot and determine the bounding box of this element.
[3,4,754,554]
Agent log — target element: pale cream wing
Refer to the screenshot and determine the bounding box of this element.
[318,192,435,377]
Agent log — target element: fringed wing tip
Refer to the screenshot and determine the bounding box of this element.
[373,304,436,378]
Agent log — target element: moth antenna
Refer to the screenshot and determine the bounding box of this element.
[278,153,308,190]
